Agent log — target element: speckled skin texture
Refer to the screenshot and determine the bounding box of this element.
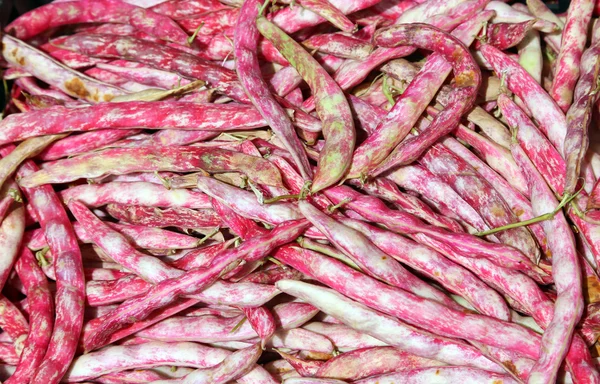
[302,33,373,60]
[511,146,587,384]
[340,217,511,320]
[235,0,312,180]
[149,0,226,18]
[61,181,211,209]
[5,248,53,384]
[369,23,481,176]
[481,43,567,152]
[105,204,222,228]
[486,20,537,50]
[56,34,248,101]
[550,0,595,112]
[3,153,85,384]
[82,219,309,352]
[20,146,284,188]
[69,200,181,284]
[347,12,490,179]
[257,16,355,193]
[563,42,600,194]
[0,101,267,145]
[270,0,379,35]
[298,200,455,306]
[420,144,540,263]
[275,244,542,359]
[38,129,141,161]
[324,186,545,280]
[356,178,463,232]
[275,277,502,371]
[2,35,125,103]
[4,0,189,45]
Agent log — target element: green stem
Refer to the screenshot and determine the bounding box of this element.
[327,198,351,213]
[35,247,51,268]
[187,22,205,46]
[382,75,395,106]
[475,188,582,236]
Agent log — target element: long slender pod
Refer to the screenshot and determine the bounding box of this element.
[234,0,312,180]
[257,11,355,192]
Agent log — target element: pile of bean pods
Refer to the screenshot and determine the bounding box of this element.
[1,0,600,383]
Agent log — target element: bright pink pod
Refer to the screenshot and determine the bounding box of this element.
[54,34,247,101]
[242,265,304,284]
[64,341,231,381]
[387,165,489,231]
[19,146,283,188]
[479,43,567,153]
[39,42,108,69]
[150,0,227,18]
[369,23,481,176]
[550,0,595,112]
[589,180,600,209]
[294,0,355,32]
[486,20,537,50]
[69,201,181,283]
[0,343,19,365]
[257,15,355,193]
[497,94,566,195]
[95,60,193,89]
[6,248,53,384]
[170,240,235,271]
[169,343,262,384]
[353,366,518,384]
[0,146,86,384]
[323,186,546,281]
[283,379,345,384]
[0,101,267,144]
[57,221,204,250]
[315,346,443,381]
[135,302,317,343]
[196,176,303,225]
[143,130,219,146]
[511,146,584,383]
[351,178,463,232]
[347,10,491,179]
[105,204,222,229]
[419,144,540,263]
[298,200,455,307]
[414,232,599,383]
[270,0,378,34]
[339,217,511,321]
[322,0,488,103]
[0,295,29,356]
[37,129,141,161]
[61,182,212,209]
[234,0,312,180]
[212,199,267,239]
[83,219,310,352]
[276,278,502,372]
[302,322,388,351]
[302,33,373,60]
[86,274,279,308]
[178,8,240,37]
[2,35,125,103]
[485,1,559,33]
[84,268,129,281]
[5,0,189,45]
[436,134,548,256]
[242,307,276,346]
[275,248,541,359]
[563,42,600,195]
